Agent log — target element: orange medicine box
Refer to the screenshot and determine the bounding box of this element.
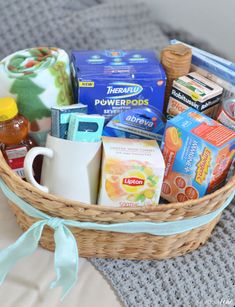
[98,137,165,207]
[161,108,235,202]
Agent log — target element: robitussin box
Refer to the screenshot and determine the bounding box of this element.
[167,72,223,119]
[71,50,166,119]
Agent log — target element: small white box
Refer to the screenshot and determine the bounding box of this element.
[98,137,165,207]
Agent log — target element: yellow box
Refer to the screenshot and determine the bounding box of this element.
[98,137,165,207]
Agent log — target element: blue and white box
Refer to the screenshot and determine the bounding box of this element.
[67,114,105,142]
[51,104,87,139]
[71,50,166,120]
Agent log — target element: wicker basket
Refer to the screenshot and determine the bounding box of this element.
[0,151,234,260]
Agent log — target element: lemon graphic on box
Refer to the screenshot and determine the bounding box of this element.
[144,189,155,199]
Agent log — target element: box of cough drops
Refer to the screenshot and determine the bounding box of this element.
[98,137,165,207]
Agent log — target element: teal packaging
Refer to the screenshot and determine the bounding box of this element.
[51,104,87,139]
[67,114,105,142]
[103,106,166,144]
[71,50,166,120]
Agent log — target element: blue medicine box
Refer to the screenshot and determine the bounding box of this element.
[71,50,166,119]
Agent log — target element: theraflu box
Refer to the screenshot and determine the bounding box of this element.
[71,50,166,119]
[161,108,235,203]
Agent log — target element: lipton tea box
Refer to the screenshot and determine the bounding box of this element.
[98,137,165,207]
[71,50,166,120]
[161,108,235,203]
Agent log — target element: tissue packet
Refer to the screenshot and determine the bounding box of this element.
[51,104,87,139]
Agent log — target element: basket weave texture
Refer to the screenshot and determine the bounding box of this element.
[0,152,234,260]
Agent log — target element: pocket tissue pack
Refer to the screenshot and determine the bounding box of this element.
[67,114,105,142]
[51,104,87,139]
[71,50,166,120]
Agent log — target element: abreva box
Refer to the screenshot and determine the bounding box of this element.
[161,108,235,203]
[167,72,223,119]
[71,50,166,120]
[98,137,165,207]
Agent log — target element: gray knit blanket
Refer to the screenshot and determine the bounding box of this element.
[0,0,214,59]
[0,1,234,306]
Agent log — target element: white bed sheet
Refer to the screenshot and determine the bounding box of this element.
[0,191,121,307]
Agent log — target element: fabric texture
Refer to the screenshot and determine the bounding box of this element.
[0,0,216,60]
[0,191,121,307]
[91,197,235,307]
[0,0,232,306]
[0,177,234,301]
[0,47,72,145]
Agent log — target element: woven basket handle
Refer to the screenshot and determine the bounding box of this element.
[24,147,54,193]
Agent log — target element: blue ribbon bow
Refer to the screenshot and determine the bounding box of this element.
[0,217,79,300]
[0,178,234,300]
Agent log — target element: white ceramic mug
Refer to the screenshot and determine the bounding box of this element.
[24,134,102,204]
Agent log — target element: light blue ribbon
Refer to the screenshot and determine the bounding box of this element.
[0,178,234,299]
